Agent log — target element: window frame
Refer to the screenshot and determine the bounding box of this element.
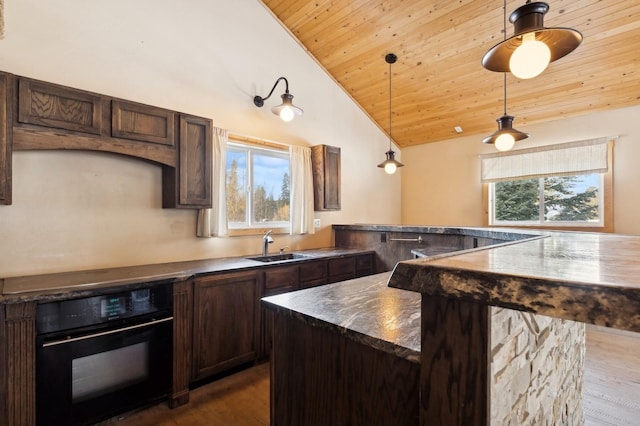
[225,137,291,237]
[483,141,614,233]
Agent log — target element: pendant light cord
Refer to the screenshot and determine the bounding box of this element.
[503,0,508,116]
[389,58,392,150]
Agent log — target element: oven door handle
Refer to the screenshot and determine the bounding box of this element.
[41,316,173,348]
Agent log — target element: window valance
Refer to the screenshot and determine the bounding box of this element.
[480,137,614,183]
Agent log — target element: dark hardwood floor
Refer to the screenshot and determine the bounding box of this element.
[104,325,640,425]
[101,363,270,426]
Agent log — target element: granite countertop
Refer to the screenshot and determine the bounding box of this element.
[0,247,373,302]
[333,223,542,241]
[262,272,421,363]
[388,231,640,333]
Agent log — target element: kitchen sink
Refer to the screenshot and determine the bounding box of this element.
[247,253,310,262]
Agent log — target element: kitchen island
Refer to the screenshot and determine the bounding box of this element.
[262,226,640,425]
[388,230,640,425]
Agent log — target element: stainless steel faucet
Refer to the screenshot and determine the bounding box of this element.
[262,230,274,256]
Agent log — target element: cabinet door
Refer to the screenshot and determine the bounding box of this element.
[355,253,375,277]
[18,78,104,135]
[162,114,212,209]
[327,256,356,283]
[111,100,175,146]
[311,144,341,211]
[299,260,327,289]
[0,73,11,205]
[192,271,260,382]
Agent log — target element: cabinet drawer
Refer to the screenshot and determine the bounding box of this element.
[264,266,299,291]
[112,100,175,146]
[300,260,327,283]
[328,257,355,279]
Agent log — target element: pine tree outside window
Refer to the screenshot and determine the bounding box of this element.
[481,138,614,232]
[491,174,603,226]
[226,141,291,230]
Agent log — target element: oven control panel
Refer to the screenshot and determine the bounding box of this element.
[36,281,173,334]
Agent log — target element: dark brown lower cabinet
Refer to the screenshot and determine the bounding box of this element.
[191,271,261,382]
[327,256,356,283]
[261,266,301,360]
[356,252,375,277]
[260,255,374,360]
[299,259,327,289]
[270,312,419,425]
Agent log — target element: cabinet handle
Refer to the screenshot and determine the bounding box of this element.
[42,316,173,347]
[389,236,423,243]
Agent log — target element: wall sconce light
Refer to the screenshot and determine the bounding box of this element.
[482,1,582,79]
[483,73,529,151]
[377,53,404,175]
[253,77,303,122]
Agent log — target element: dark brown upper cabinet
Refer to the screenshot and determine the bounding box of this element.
[1,72,214,209]
[112,100,175,147]
[162,114,212,209]
[18,78,105,135]
[0,73,12,205]
[311,144,341,211]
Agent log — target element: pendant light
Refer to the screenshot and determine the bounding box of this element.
[482,1,582,79]
[253,77,303,122]
[483,73,529,151]
[483,1,529,151]
[377,53,404,174]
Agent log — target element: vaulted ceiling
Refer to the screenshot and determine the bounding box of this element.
[259,0,640,148]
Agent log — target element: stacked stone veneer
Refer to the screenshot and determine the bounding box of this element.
[490,307,585,425]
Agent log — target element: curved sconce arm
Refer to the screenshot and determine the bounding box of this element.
[253,77,289,107]
[253,77,303,122]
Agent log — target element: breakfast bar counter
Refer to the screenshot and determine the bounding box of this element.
[389,231,640,332]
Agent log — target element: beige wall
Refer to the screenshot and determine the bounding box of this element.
[0,0,402,277]
[401,104,640,236]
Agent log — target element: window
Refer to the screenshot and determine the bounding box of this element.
[226,141,291,231]
[490,173,603,226]
[481,138,614,231]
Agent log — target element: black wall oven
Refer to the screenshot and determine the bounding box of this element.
[35,281,173,426]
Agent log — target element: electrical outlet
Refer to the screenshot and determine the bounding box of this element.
[314,219,321,228]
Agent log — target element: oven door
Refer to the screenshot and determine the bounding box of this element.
[36,317,172,426]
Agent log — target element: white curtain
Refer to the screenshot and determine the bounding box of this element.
[290,145,315,235]
[196,127,228,237]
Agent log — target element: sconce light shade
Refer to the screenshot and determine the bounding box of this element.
[253,77,303,122]
[482,2,582,79]
[270,93,303,122]
[483,115,529,151]
[377,150,404,174]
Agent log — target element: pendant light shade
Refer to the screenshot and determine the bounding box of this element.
[253,77,303,122]
[483,114,529,151]
[482,1,582,79]
[378,150,403,174]
[377,53,404,174]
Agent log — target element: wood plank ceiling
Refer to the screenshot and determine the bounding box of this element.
[259,0,640,148]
